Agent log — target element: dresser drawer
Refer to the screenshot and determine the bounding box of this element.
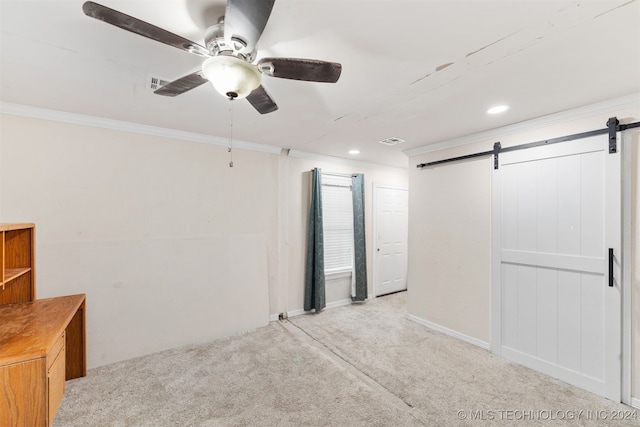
[48,344,66,425]
[47,332,65,370]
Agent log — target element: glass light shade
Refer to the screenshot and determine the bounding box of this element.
[201,56,261,99]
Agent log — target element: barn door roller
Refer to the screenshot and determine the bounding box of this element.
[493,142,501,170]
[607,117,619,154]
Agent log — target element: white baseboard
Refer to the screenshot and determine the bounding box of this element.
[326,298,353,309]
[270,298,354,322]
[631,397,640,409]
[286,308,306,318]
[406,313,490,350]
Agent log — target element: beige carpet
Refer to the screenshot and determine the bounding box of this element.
[54,292,638,426]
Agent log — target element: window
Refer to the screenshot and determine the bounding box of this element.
[321,174,354,275]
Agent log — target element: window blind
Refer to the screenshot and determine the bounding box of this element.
[321,175,354,274]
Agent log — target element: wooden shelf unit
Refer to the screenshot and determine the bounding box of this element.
[0,223,35,305]
[0,294,86,427]
[0,223,86,426]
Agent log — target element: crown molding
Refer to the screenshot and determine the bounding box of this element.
[403,93,640,157]
[0,102,409,170]
[0,102,283,155]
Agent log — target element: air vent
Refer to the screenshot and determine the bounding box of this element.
[146,75,170,91]
[378,137,405,146]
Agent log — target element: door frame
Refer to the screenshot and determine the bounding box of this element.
[489,134,626,402]
[372,183,408,298]
[621,131,633,406]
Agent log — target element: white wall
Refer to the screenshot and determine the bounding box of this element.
[0,114,276,368]
[408,153,491,343]
[407,100,640,402]
[0,111,408,368]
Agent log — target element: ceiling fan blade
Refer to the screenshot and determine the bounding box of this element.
[246,85,278,114]
[224,0,276,53]
[257,58,342,83]
[82,1,209,57]
[154,72,208,97]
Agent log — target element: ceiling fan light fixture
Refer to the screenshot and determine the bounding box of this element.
[202,55,261,99]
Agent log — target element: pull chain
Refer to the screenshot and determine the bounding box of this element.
[228,98,234,168]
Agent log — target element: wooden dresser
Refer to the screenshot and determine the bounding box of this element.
[0,223,86,426]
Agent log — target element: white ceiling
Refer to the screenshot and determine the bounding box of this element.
[1,0,639,168]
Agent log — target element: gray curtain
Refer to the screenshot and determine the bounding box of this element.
[351,174,368,301]
[304,168,326,311]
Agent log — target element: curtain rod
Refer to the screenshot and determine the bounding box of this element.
[416,118,640,169]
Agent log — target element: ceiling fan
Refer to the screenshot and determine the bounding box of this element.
[82,1,342,114]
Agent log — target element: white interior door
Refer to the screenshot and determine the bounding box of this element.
[491,135,621,401]
[374,185,408,297]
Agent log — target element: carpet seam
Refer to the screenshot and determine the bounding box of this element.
[281,319,428,424]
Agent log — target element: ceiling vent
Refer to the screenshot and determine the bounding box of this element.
[378,137,405,146]
[146,75,170,92]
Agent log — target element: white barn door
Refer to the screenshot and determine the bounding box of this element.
[491,134,621,401]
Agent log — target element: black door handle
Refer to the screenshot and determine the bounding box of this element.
[608,248,614,287]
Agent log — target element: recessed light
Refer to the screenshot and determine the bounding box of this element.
[487,105,509,114]
[349,149,360,155]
